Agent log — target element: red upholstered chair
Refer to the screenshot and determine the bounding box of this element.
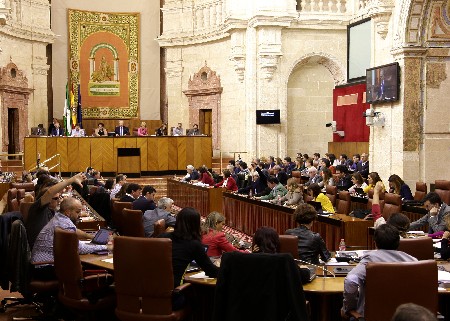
[10,182,35,192]
[382,193,402,220]
[16,189,26,202]
[398,237,434,260]
[336,191,351,215]
[279,235,299,259]
[53,229,115,318]
[291,171,301,184]
[9,198,19,212]
[434,180,450,205]
[414,182,427,201]
[121,208,145,237]
[367,189,385,212]
[349,260,437,321]
[325,185,337,207]
[111,201,132,235]
[113,237,192,321]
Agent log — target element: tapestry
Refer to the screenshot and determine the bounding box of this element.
[68,9,139,118]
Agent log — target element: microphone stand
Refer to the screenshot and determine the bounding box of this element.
[294,258,336,278]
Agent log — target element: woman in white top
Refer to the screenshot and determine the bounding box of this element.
[348,172,368,194]
[71,124,85,137]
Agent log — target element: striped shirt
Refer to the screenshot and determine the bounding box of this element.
[31,212,107,263]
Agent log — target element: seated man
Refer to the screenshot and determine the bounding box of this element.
[172,123,184,136]
[110,174,127,199]
[31,197,111,280]
[34,124,46,136]
[133,185,157,213]
[187,124,201,136]
[341,224,417,319]
[335,165,352,191]
[119,183,142,202]
[51,122,64,136]
[114,120,130,136]
[272,165,288,186]
[304,166,322,187]
[409,192,450,233]
[182,164,200,182]
[143,197,176,237]
[259,176,287,201]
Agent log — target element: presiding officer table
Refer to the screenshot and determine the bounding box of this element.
[23,136,212,174]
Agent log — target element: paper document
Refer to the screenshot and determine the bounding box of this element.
[188,272,207,279]
[101,258,114,264]
[438,270,450,282]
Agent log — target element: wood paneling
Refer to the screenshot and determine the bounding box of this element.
[24,137,212,174]
[328,142,369,158]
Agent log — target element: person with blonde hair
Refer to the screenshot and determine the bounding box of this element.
[201,211,246,257]
[278,178,303,205]
[137,121,148,136]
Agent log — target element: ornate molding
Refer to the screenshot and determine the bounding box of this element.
[361,0,395,39]
[0,23,56,43]
[229,31,246,82]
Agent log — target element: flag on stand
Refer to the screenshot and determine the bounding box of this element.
[70,85,77,127]
[63,82,72,136]
[77,84,83,128]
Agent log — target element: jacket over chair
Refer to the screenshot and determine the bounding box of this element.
[113,236,191,321]
[213,252,309,321]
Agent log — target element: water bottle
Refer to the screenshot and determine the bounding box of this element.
[339,239,346,251]
[248,189,253,198]
[277,195,282,205]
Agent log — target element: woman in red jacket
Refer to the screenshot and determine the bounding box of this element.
[198,166,215,186]
[201,212,247,257]
[215,169,238,191]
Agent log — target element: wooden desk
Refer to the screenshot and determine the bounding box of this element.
[166,179,223,217]
[23,136,212,173]
[80,253,114,271]
[223,193,373,250]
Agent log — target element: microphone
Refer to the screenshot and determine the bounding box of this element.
[294,258,336,278]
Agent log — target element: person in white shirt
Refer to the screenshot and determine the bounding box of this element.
[172,123,184,136]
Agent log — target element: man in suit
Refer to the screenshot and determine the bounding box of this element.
[35,124,46,136]
[356,153,369,179]
[187,124,201,136]
[143,197,176,237]
[335,165,352,191]
[119,183,142,202]
[51,122,64,136]
[133,185,157,213]
[114,120,130,136]
[304,166,322,187]
[272,165,288,186]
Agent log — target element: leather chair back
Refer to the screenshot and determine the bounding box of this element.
[336,191,351,215]
[89,186,98,195]
[9,198,19,212]
[7,188,18,211]
[367,189,385,212]
[325,185,337,207]
[114,237,183,320]
[279,235,299,259]
[398,237,434,260]
[19,201,33,223]
[121,208,145,237]
[434,180,450,205]
[54,229,84,301]
[112,201,132,234]
[152,219,166,238]
[10,182,35,192]
[414,182,427,201]
[382,193,402,220]
[16,189,26,202]
[291,171,301,184]
[364,260,437,321]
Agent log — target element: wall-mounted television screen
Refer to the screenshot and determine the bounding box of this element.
[366,62,400,104]
[256,110,280,124]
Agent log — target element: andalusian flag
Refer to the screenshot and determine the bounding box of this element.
[70,85,77,127]
[63,82,72,135]
[77,84,83,128]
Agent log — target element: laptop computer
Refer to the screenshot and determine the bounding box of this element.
[354,187,365,196]
[90,228,110,245]
[307,201,323,213]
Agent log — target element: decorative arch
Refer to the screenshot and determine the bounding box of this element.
[285,52,346,87]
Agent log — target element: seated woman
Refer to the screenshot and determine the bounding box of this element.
[159,207,219,309]
[348,172,368,194]
[307,183,335,213]
[93,122,107,136]
[363,171,385,194]
[137,121,148,136]
[197,166,215,186]
[439,216,450,260]
[277,178,303,206]
[215,169,238,191]
[318,167,335,190]
[155,123,167,136]
[284,204,331,265]
[201,212,247,257]
[388,174,413,201]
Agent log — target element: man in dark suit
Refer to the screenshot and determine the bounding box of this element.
[335,165,352,191]
[187,124,201,136]
[114,120,130,136]
[356,153,369,179]
[119,183,142,202]
[133,185,157,213]
[51,123,64,136]
[35,124,47,136]
[272,165,288,186]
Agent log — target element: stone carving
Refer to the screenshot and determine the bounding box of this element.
[183,63,222,150]
[403,57,422,152]
[429,2,450,40]
[426,61,447,88]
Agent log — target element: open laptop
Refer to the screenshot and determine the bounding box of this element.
[354,187,366,196]
[307,201,323,213]
[90,228,110,245]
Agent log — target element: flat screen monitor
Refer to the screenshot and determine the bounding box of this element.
[366,62,400,104]
[256,110,280,125]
